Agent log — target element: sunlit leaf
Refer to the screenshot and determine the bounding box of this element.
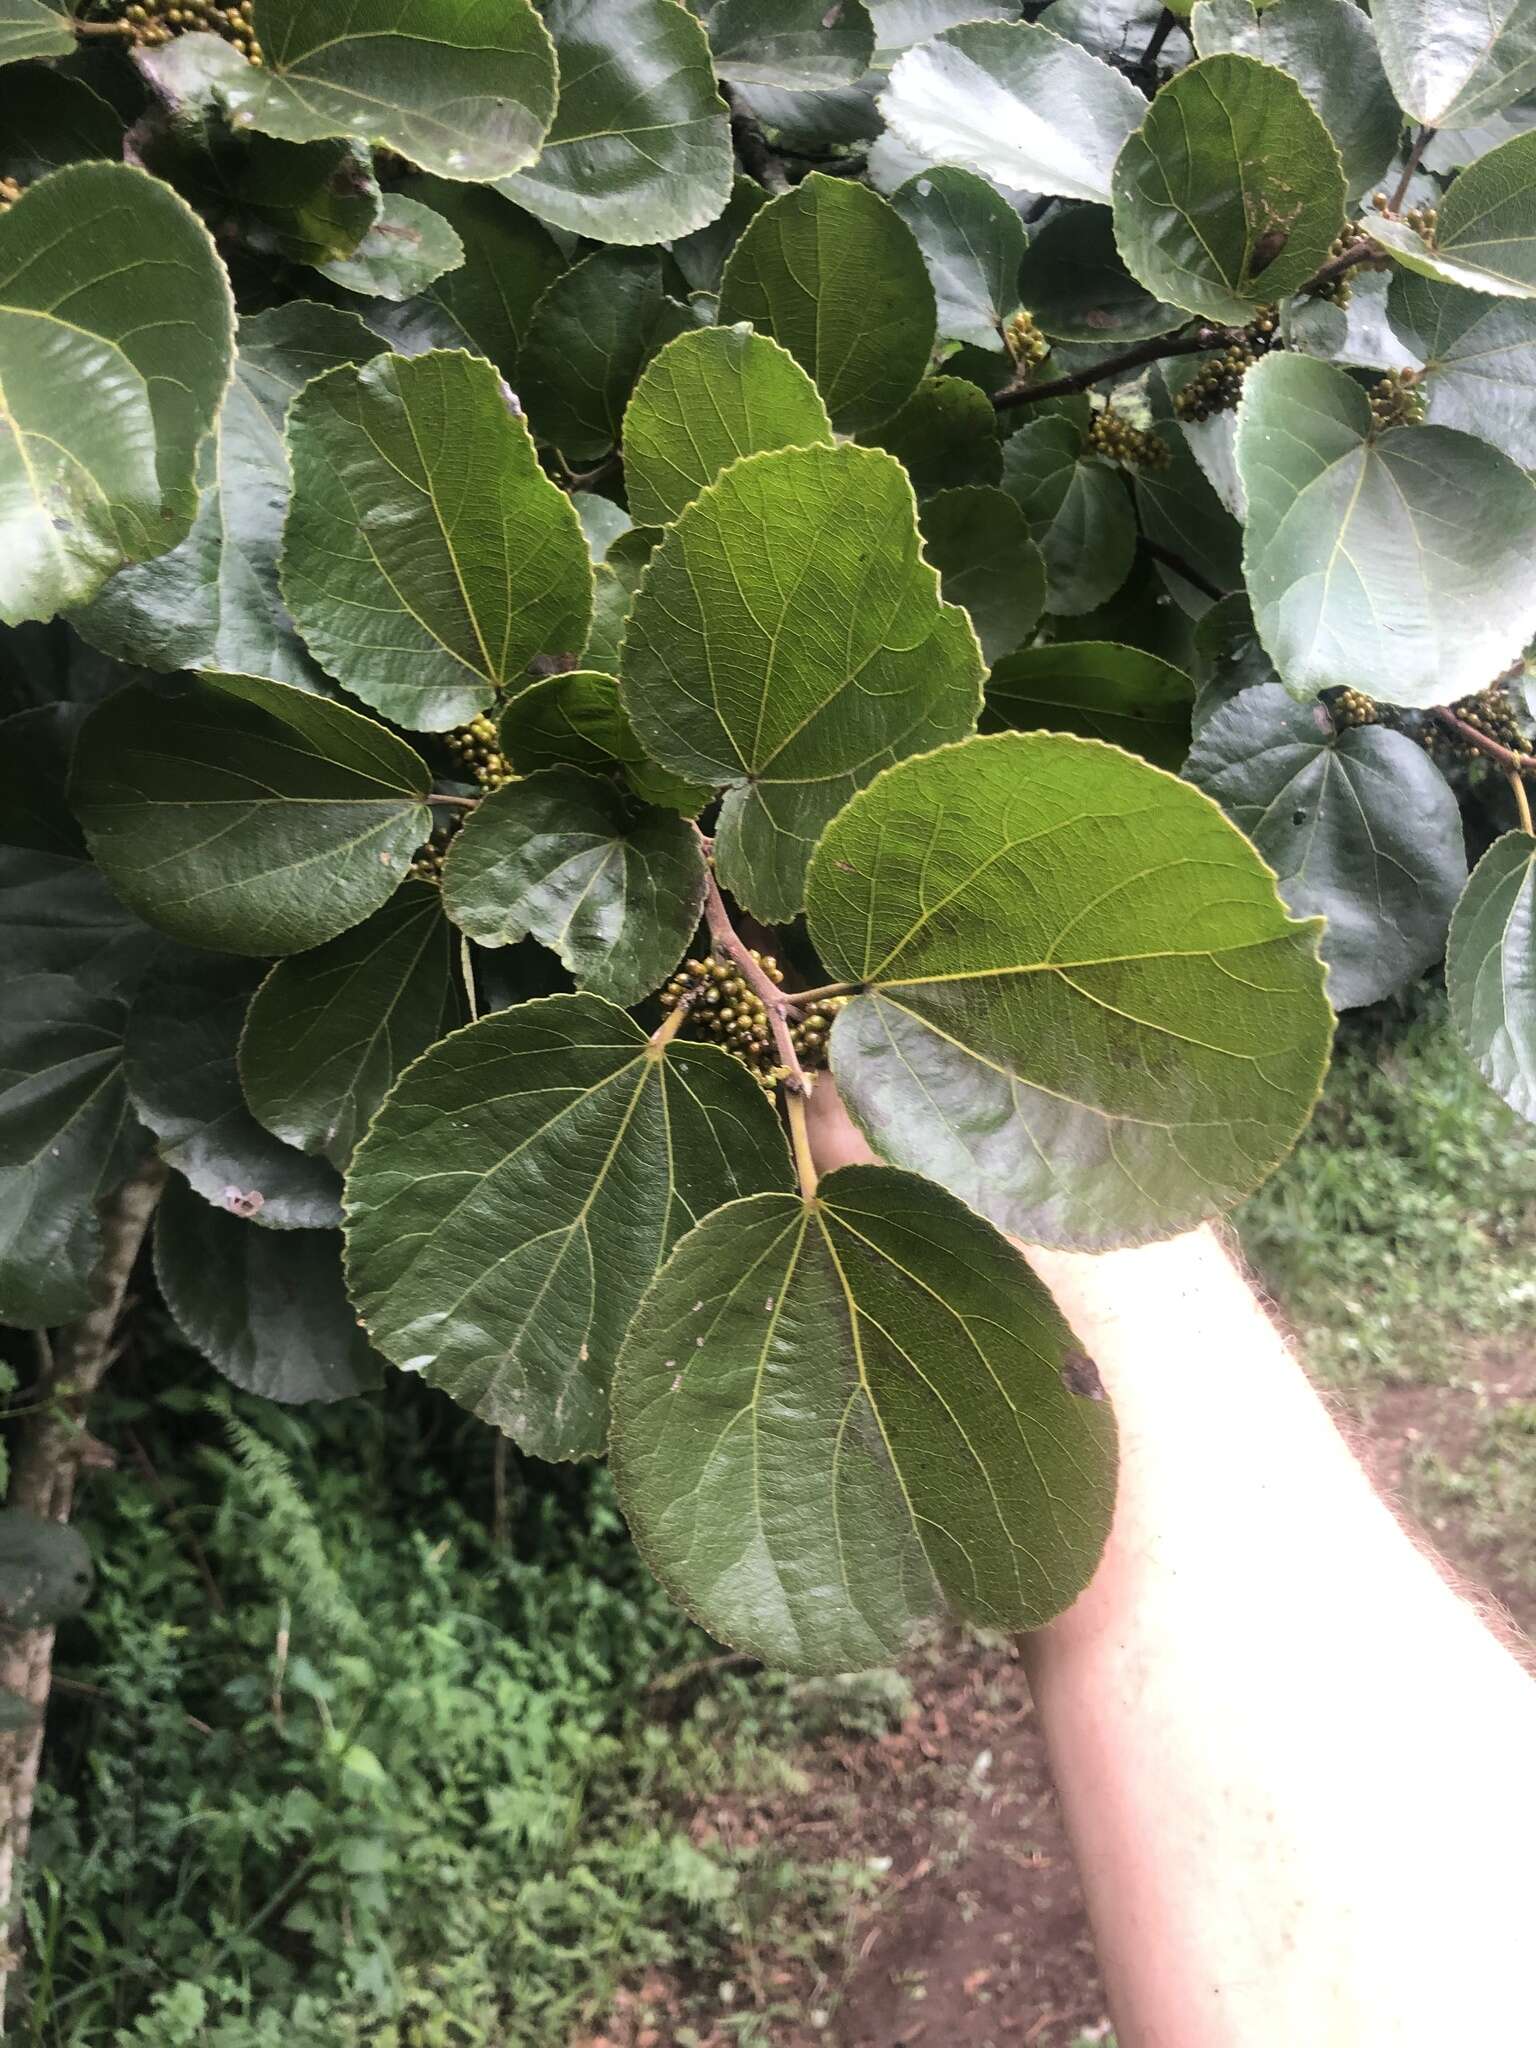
[1372,0,1536,128]
[890,166,1026,351]
[1364,131,1536,300]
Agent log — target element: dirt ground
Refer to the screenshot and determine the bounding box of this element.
[594,1345,1536,2048]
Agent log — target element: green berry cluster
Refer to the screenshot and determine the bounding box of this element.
[1003,308,1050,374]
[1371,189,1438,246]
[1368,369,1426,432]
[444,713,512,791]
[1310,231,1357,307]
[658,954,849,1089]
[1331,688,1379,730]
[1173,309,1281,423]
[408,821,458,884]
[112,0,263,59]
[1087,405,1171,471]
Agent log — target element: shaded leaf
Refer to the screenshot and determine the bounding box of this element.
[890,165,1026,352]
[710,0,875,88]
[1365,131,1536,299]
[1447,830,1536,1123]
[1016,204,1183,342]
[620,441,984,919]
[610,1164,1117,1673]
[1134,364,1245,607]
[442,771,705,1005]
[283,349,592,729]
[1389,270,1536,466]
[310,191,463,301]
[917,486,1046,664]
[858,375,1002,494]
[670,174,769,296]
[0,63,138,181]
[70,672,431,956]
[805,732,1331,1248]
[343,994,793,1460]
[520,247,698,462]
[1190,588,1279,733]
[0,1513,91,1628]
[999,417,1137,616]
[983,641,1194,769]
[499,669,708,813]
[1372,0,1536,128]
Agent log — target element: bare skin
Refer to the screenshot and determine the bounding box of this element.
[806,1083,1536,2048]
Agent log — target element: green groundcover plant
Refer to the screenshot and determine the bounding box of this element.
[3,0,1536,1684]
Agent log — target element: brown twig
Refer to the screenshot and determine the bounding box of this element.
[1432,707,1536,779]
[1390,126,1436,212]
[427,792,477,810]
[1140,6,1179,68]
[720,81,791,195]
[694,828,810,1096]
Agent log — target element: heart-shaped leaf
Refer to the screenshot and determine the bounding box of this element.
[999,417,1137,616]
[1364,131,1536,300]
[620,441,984,920]
[1447,831,1536,1124]
[610,1163,1118,1672]
[499,671,708,814]
[519,248,698,462]
[917,486,1047,664]
[343,995,793,1461]
[1371,0,1536,128]
[984,641,1195,769]
[1388,272,1536,467]
[805,732,1331,1248]
[890,166,1027,351]
[283,349,592,729]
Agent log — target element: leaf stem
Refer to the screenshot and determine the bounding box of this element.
[1139,535,1226,603]
[792,981,858,1004]
[649,992,695,1049]
[427,792,478,810]
[786,1089,819,1201]
[1511,772,1534,837]
[1390,126,1435,212]
[1140,7,1179,69]
[694,829,810,1097]
[1431,707,1536,781]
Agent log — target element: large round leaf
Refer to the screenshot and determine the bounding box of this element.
[282,349,592,730]
[1112,55,1345,324]
[156,1173,381,1403]
[610,1164,1117,1673]
[1235,353,1536,706]
[1365,131,1536,300]
[620,441,984,920]
[0,162,235,625]
[983,642,1195,770]
[890,166,1027,352]
[139,0,558,182]
[878,20,1146,205]
[1016,205,1183,343]
[1447,831,1536,1124]
[70,672,431,956]
[623,327,834,529]
[805,732,1331,1248]
[1389,271,1536,468]
[343,995,793,1461]
[1371,0,1536,128]
[498,0,731,243]
[710,0,875,89]
[441,771,706,1006]
[917,487,1047,665]
[0,973,148,1328]
[718,175,936,435]
[239,881,457,1169]
[127,950,341,1229]
[1184,684,1468,1009]
[519,248,698,463]
[999,417,1137,617]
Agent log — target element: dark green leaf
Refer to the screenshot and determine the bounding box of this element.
[499,0,731,242]
[890,166,1026,352]
[499,670,708,813]
[442,771,705,1005]
[623,326,833,528]
[1050,550,1198,669]
[1190,589,1279,733]
[858,376,1002,494]
[621,441,984,919]
[1135,365,1245,608]
[155,1173,380,1402]
[0,63,125,181]
[0,0,71,65]
[718,175,936,434]
[520,247,698,461]
[1389,271,1536,466]
[70,672,431,956]
[999,418,1136,616]
[670,174,769,297]
[310,192,463,301]
[1185,684,1468,1008]
[239,882,456,1169]
[1372,0,1536,127]
[610,1164,1117,1672]
[0,973,148,1327]
[1447,831,1536,1122]
[0,1513,91,1629]
[126,948,341,1228]
[983,641,1194,768]
[710,0,875,88]
[1016,205,1183,343]
[0,162,235,625]
[283,349,592,728]
[1365,131,1536,299]
[343,994,793,1460]
[133,122,378,271]
[1112,54,1346,323]
[805,732,1331,1248]
[879,20,1146,204]
[917,486,1047,664]
[1235,353,1536,705]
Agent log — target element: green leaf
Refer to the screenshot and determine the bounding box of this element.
[499,0,731,243]
[1364,131,1536,299]
[520,248,698,462]
[623,326,834,529]
[0,973,148,1328]
[139,1,558,181]
[343,994,793,1460]
[718,175,936,434]
[0,1513,91,1629]
[441,771,705,1005]
[890,166,1027,352]
[499,670,708,813]
[983,642,1195,769]
[999,418,1137,616]
[583,546,651,675]
[238,882,456,1169]
[1191,589,1279,733]
[70,672,431,956]
[878,21,1147,205]
[710,0,875,88]
[1235,353,1536,706]
[1447,831,1536,1123]
[1388,271,1536,467]
[572,494,633,564]
[620,441,984,920]
[0,0,72,66]
[1134,365,1245,608]
[155,1173,380,1402]
[868,0,1015,61]
[132,123,378,272]
[72,302,387,687]
[610,1164,1117,1673]
[917,486,1047,665]
[858,375,1002,495]
[283,349,592,729]
[1184,684,1467,1009]
[0,63,143,183]
[1112,55,1345,324]
[670,174,769,297]
[1190,0,1399,196]
[127,949,342,1229]
[1015,205,1183,343]
[310,192,463,301]
[0,162,235,625]
[1372,0,1536,127]
[805,732,1331,1248]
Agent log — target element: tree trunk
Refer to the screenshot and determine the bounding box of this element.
[0,1160,166,2026]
